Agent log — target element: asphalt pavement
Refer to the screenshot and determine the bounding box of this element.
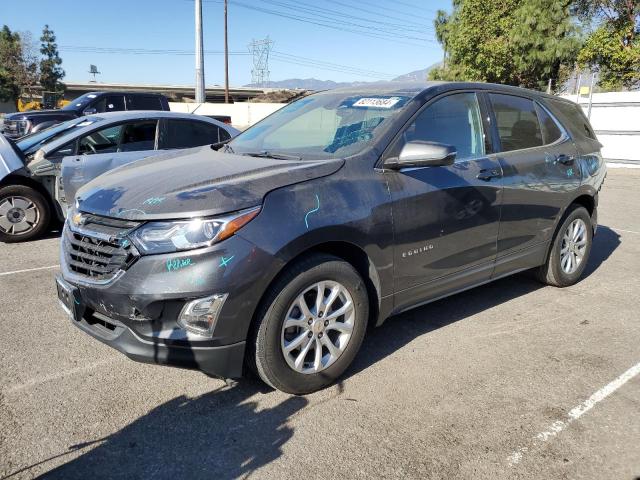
[1,168,639,479]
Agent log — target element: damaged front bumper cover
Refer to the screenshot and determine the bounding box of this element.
[57,273,246,378]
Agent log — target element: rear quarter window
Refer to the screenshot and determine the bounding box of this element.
[547,99,597,141]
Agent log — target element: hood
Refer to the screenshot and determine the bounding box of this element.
[4,109,78,120]
[0,134,26,179]
[76,146,344,221]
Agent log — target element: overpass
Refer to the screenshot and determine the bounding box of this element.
[62,81,277,103]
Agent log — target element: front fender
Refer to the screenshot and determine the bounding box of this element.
[0,134,25,180]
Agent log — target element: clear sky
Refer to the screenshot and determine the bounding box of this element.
[2,0,448,87]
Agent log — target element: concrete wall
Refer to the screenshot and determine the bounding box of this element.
[169,102,286,130]
[561,91,640,163]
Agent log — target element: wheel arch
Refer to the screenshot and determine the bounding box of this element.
[0,173,58,215]
[250,240,382,336]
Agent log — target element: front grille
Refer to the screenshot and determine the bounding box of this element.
[64,214,139,282]
[2,120,27,137]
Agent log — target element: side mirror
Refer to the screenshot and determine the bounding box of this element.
[386,141,456,169]
[83,108,97,115]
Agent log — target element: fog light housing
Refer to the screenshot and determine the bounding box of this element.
[177,294,228,337]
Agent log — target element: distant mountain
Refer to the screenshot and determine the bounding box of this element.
[392,64,439,82]
[244,64,440,90]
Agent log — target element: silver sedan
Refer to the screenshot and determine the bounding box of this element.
[0,111,239,242]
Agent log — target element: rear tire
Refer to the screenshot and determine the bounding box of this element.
[0,185,51,243]
[250,254,368,394]
[536,205,592,287]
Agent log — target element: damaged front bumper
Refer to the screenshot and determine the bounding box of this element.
[57,224,281,379]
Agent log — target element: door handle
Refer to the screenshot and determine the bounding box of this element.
[556,154,575,165]
[477,169,502,181]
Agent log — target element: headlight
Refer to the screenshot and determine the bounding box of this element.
[130,206,260,254]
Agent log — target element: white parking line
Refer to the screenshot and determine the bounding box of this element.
[509,361,640,465]
[0,265,59,276]
[3,358,120,395]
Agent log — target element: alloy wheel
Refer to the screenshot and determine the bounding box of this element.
[281,280,355,374]
[560,218,587,274]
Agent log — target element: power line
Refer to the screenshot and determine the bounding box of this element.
[322,0,436,28]
[201,0,434,47]
[59,46,250,56]
[59,45,399,80]
[257,0,433,35]
[271,51,396,79]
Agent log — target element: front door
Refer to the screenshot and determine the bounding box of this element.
[386,92,503,311]
[61,121,158,203]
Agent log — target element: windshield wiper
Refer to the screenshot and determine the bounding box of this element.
[241,151,301,161]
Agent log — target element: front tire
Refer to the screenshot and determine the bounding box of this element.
[0,185,51,243]
[251,254,369,394]
[536,205,593,287]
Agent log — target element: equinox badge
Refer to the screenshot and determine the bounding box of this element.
[402,244,434,258]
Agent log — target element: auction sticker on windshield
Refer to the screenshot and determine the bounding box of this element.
[353,97,403,109]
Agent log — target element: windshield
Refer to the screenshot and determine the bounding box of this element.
[16,117,101,155]
[228,92,412,159]
[61,92,99,111]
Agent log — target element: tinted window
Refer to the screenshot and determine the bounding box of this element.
[403,92,485,161]
[120,121,157,152]
[78,125,123,155]
[94,95,126,113]
[535,103,562,145]
[489,94,543,152]
[164,120,221,149]
[128,95,162,110]
[548,99,596,140]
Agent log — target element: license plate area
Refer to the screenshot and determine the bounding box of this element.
[56,276,82,321]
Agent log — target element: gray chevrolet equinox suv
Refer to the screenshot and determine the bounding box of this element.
[56,82,606,394]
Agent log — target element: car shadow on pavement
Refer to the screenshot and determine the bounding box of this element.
[32,379,307,480]
[345,225,621,380]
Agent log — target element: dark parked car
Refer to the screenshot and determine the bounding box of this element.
[1,91,170,138]
[0,111,239,242]
[56,82,606,394]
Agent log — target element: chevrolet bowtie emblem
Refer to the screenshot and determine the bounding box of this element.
[72,212,85,226]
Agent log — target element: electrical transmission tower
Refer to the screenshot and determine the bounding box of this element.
[249,37,274,87]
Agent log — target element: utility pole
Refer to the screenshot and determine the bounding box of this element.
[224,0,230,103]
[195,0,206,103]
[587,70,597,119]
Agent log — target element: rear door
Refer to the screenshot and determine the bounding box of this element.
[487,93,580,274]
[386,91,503,310]
[61,120,158,202]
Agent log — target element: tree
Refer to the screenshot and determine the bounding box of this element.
[0,25,23,103]
[429,0,581,91]
[39,24,65,92]
[574,0,640,89]
[510,0,581,89]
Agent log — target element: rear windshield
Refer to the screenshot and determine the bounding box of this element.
[16,117,102,155]
[229,92,412,159]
